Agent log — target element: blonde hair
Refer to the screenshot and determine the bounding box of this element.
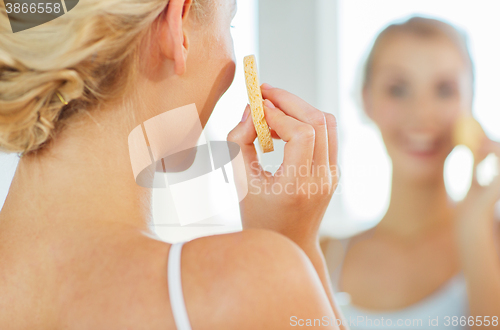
[363,16,474,91]
[0,0,206,156]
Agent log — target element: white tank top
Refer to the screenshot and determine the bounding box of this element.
[325,238,470,330]
[168,242,192,330]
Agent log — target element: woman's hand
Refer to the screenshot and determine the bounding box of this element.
[454,137,500,324]
[455,138,500,248]
[227,84,339,249]
[227,84,347,326]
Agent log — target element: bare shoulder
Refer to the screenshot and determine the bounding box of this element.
[181,229,337,329]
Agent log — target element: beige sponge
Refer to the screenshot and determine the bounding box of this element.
[453,114,486,157]
[244,55,274,153]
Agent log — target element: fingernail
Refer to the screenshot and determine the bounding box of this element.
[241,104,250,122]
[264,99,275,109]
[261,83,274,90]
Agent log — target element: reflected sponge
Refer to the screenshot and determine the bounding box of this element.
[453,114,486,157]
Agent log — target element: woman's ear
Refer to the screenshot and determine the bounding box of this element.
[159,0,193,76]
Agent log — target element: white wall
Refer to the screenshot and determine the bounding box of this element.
[257,0,347,237]
[0,153,19,210]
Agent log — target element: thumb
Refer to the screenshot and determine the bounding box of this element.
[227,104,261,178]
[472,140,500,202]
[470,139,499,193]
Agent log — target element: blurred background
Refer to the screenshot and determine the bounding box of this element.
[1,0,499,242]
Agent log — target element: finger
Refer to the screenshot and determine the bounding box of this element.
[261,86,329,172]
[484,164,500,204]
[490,140,500,157]
[269,128,280,140]
[263,102,315,177]
[474,136,496,165]
[487,142,500,201]
[470,139,500,199]
[227,104,261,178]
[472,139,500,189]
[324,112,339,178]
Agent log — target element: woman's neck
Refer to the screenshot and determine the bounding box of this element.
[376,166,455,241]
[0,101,155,234]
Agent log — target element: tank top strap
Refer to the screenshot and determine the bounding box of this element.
[168,241,192,330]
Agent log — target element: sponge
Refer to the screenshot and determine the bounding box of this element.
[453,114,486,157]
[243,55,274,153]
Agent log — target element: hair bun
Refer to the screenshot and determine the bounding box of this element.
[0,0,202,155]
[0,68,84,154]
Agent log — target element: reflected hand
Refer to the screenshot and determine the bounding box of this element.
[455,137,500,249]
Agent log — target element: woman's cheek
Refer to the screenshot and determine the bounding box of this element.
[375,102,406,154]
[372,97,401,130]
[437,100,462,132]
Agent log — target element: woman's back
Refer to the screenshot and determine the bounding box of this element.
[0,218,175,329]
[0,217,336,329]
